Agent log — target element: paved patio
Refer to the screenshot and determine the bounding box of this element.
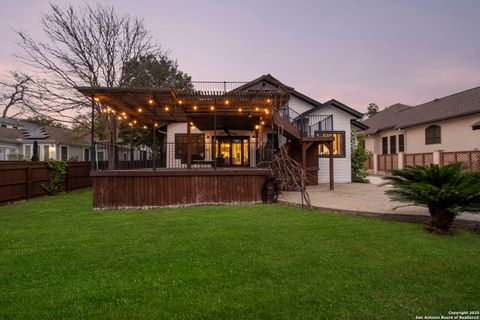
[278,176,480,227]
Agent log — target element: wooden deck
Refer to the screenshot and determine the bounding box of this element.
[91,169,271,209]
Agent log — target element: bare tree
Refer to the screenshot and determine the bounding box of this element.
[0,71,32,118]
[16,3,159,122]
[16,3,161,167]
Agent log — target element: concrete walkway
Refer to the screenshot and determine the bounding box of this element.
[278,176,480,229]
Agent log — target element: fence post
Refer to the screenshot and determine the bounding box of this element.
[373,153,378,174]
[27,166,32,200]
[398,152,404,169]
[433,150,442,165]
[65,163,70,193]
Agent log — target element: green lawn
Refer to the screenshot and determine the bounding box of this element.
[0,189,479,319]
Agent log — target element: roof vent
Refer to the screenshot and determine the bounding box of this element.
[433,98,440,102]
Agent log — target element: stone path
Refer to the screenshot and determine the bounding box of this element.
[278,176,480,229]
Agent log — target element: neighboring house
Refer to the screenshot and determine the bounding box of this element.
[361,86,480,155]
[166,74,366,183]
[0,122,92,161]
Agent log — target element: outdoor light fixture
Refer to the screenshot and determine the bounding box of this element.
[117,116,122,121]
[255,107,259,111]
[255,125,260,130]
[143,125,147,129]
[264,109,269,114]
[267,99,271,103]
[137,107,143,113]
[238,108,242,112]
[148,99,154,104]
[261,121,265,125]
[164,106,170,111]
[128,122,133,127]
[133,120,137,124]
[154,123,158,127]
[225,100,230,105]
[210,106,215,111]
[178,100,183,104]
[193,105,198,110]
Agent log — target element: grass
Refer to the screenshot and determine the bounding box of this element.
[0,189,479,319]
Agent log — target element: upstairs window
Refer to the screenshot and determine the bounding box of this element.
[425,125,441,145]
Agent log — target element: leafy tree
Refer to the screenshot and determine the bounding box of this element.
[384,164,480,234]
[23,115,66,128]
[351,132,369,183]
[366,103,379,118]
[121,54,193,90]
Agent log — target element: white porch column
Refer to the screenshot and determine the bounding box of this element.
[373,153,379,174]
[398,152,405,169]
[433,150,442,165]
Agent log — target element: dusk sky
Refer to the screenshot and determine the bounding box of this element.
[1,0,480,112]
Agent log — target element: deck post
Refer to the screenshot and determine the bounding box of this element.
[90,95,96,171]
[152,118,156,171]
[213,99,217,171]
[186,116,192,169]
[328,141,334,191]
[301,142,307,174]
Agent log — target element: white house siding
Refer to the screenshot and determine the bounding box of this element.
[289,95,315,115]
[311,105,354,183]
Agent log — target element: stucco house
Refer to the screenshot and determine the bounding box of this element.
[361,86,480,156]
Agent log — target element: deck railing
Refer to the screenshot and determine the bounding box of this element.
[278,105,334,138]
[92,141,275,171]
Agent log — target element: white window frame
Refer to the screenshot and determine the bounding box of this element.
[23,144,33,161]
[83,147,90,161]
[60,145,69,161]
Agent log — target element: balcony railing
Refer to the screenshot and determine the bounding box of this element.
[191,81,248,92]
[278,105,334,138]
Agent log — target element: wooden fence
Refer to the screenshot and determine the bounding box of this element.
[0,161,91,204]
[377,154,399,171]
[404,152,434,167]
[441,150,480,172]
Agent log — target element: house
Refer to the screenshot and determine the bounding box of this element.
[361,86,480,156]
[164,74,366,183]
[0,122,91,161]
[77,74,368,209]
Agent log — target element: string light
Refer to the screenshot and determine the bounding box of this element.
[121,112,127,116]
[238,108,242,112]
[142,125,147,129]
[154,123,158,127]
[255,107,259,112]
[94,97,100,102]
[255,125,260,130]
[164,106,169,111]
[210,106,215,111]
[264,108,269,114]
[137,107,143,113]
[267,99,271,103]
[178,100,183,105]
[193,105,198,110]
[261,121,265,125]
[117,116,122,121]
[225,100,229,105]
[148,99,154,105]
[133,120,137,124]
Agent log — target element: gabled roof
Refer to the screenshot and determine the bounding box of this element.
[362,85,480,134]
[362,103,413,134]
[0,126,90,147]
[230,74,294,93]
[301,98,364,119]
[0,117,37,128]
[235,74,365,120]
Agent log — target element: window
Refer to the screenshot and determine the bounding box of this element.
[97,151,105,161]
[83,148,90,161]
[60,146,68,161]
[318,132,345,157]
[389,136,397,154]
[399,134,405,152]
[382,137,388,155]
[24,145,32,161]
[175,134,205,163]
[43,145,50,161]
[425,125,441,144]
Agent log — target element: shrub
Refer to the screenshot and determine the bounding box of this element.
[42,159,68,195]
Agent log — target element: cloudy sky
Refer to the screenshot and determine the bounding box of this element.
[1,0,479,112]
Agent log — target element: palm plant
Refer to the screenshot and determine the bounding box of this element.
[384,163,480,234]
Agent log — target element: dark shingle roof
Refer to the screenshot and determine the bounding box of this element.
[43,127,90,147]
[362,85,480,134]
[0,127,24,140]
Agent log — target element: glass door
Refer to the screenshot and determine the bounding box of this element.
[215,137,249,167]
